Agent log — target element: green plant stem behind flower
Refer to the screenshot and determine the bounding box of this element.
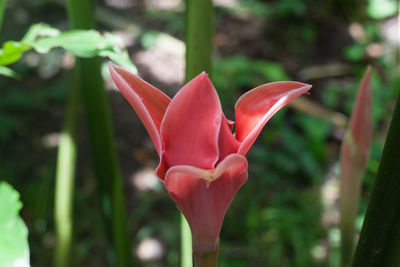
[0,0,7,31]
[54,69,79,267]
[65,0,131,266]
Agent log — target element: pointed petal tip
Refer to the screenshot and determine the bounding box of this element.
[108,62,119,71]
[296,82,312,91]
[235,80,312,155]
[196,71,210,80]
[160,68,221,170]
[109,62,126,78]
[235,81,311,109]
[109,62,171,157]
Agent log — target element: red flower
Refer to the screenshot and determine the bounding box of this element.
[109,64,311,254]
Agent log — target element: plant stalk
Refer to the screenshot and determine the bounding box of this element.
[185,0,214,80]
[65,0,131,266]
[352,92,400,266]
[0,0,7,31]
[54,69,80,267]
[181,213,193,267]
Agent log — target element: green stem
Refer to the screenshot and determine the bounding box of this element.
[0,0,7,31]
[352,93,400,266]
[181,214,193,267]
[340,178,361,267]
[54,69,80,267]
[185,0,214,80]
[184,0,215,265]
[65,0,131,266]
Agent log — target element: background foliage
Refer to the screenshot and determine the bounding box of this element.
[1,0,399,266]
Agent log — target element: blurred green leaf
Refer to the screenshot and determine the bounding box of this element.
[33,30,112,57]
[99,50,137,74]
[0,23,136,77]
[0,66,19,78]
[0,41,31,66]
[367,0,397,19]
[21,23,60,44]
[140,31,161,49]
[235,0,270,17]
[255,61,290,81]
[214,55,290,106]
[277,0,306,17]
[0,182,30,267]
[344,44,366,62]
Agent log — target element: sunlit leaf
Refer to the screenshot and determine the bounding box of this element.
[0,41,31,66]
[33,30,112,57]
[140,31,162,49]
[99,50,137,74]
[367,0,397,19]
[0,23,136,78]
[22,23,60,44]
[0,66,19,79]
[0,182,30,267]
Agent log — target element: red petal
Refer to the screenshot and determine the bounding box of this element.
[235,81,311,155]
[161,72,222,170]
[109,63,171,156]
[164,154,248,253]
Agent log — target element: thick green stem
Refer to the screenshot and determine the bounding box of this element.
[65,0,131,266]
[0,0,7,31]
[184,0,215,265]
[54,69,80,267]
[181,214,193,267]
[352,92,400,267]
[340,169,362,267]
[185,0,214,80]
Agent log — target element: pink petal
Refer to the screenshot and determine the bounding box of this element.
[235,81,311,155]
[160,72,222,170]
[164,154,248,253]
[109,63,171,156]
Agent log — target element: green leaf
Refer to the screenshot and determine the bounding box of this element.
[33,30,113,57]
[22,23,60,44]
[0,41,31,65]
[255,61,290,81]
[0,182,30,267]
[352,86,400,266]
[99,50,137,74]
[0,23,136,80]
[367,0,397,19]
[0,66,19,79]
[140,31,161,49]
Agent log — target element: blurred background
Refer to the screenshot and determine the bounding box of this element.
[1,0,399,266]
